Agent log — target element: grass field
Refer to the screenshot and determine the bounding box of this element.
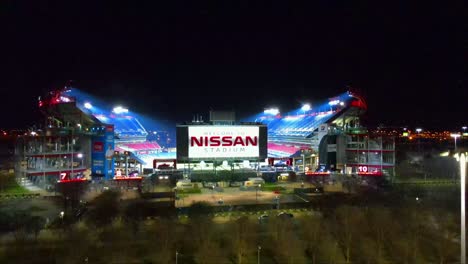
[0,172,30,194]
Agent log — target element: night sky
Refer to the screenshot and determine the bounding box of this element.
[1,1,466,130]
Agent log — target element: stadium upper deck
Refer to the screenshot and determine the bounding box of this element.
[245,91,368,157]
[37,87,173,167]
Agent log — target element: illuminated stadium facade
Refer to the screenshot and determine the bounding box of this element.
[16,85,175,190]
[245,90,395,178]
[16,85,394,191]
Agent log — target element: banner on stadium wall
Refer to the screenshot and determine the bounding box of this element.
[91,125,115,179]
[188,126,260,159]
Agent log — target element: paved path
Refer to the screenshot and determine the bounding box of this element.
[176,188,300,207]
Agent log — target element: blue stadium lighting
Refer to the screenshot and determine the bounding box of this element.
[264,108,279,115]
[301,104,311,111]
[328,100,340,106]
[112,106,129,114]
[84,102,93,109]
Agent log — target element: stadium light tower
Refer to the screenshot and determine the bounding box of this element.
[301,104,311,112]
[264,108,279,115]
[112,106,129,114]
[451,133,461,152]
[84,102,92,109]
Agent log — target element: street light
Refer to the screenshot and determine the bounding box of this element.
[451,133,461,152]
[60,211,65,226]
[455,153,467,264]
[257,245,261,264]
[416,128,422,153]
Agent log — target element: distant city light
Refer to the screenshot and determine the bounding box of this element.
[463,126,467,131]
[301,104,311,111]
[451,133,461,138]
[112,106,129,114]
[416,128,422,133]
[30,131,37,136]
[329,100,340,106]
[84,102,93,109]
[264,108,279,115]
[339,102,345,106]
[77,153,83,158]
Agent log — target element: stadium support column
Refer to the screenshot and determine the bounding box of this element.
[125,155,128,176]
[302,152,306,174]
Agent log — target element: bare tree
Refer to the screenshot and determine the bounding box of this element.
[299,215,323,264]
[227,216,258,264]
[332,205,364,263]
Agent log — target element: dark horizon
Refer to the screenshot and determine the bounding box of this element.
[1,1,466,130]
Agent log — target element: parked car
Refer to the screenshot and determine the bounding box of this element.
[277,212,294,218]
[258,214,269,223]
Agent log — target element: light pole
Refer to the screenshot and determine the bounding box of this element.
[60,211,65,227]
[455,153,467,264]
[257,245,261,264]
[416,128,422,153]
[256,184,261,203]
[451,133,461,152]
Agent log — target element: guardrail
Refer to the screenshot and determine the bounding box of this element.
[393,180,458,185]
[0,193,41,199]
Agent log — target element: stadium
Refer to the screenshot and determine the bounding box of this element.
[15,84,395,192]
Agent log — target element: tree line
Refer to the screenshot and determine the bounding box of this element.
[0,189,461,264]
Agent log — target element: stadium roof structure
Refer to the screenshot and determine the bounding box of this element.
[244,91,367,157]
[60,89,148,140]
[37,86,175,167]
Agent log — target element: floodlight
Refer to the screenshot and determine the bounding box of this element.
[112,106,129,114]
[301,104,311,111]
[264,108,279,115]
[84,102,92,109]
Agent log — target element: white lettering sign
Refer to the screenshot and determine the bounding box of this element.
[188,126,259,158]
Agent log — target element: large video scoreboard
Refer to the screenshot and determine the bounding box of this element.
[176,125,267,161]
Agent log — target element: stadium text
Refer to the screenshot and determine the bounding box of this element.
[190,136,258,147]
